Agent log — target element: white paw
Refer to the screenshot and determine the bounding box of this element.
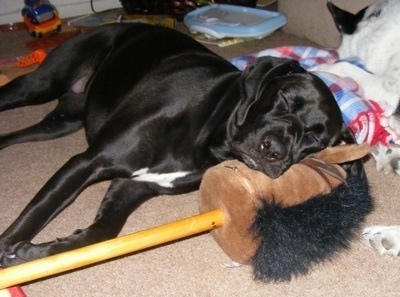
[371,143,400,175]
[362,226,400,256]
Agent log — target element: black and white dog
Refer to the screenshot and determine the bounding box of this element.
[323,0,400,256]
[320,0,400,174]
[0,23,357,267]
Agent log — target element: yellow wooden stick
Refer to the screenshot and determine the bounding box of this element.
[0,210,224,289]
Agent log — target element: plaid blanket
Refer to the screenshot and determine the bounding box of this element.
[229,46,398,146]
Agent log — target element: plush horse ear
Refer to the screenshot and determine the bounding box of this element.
[327,0,367,35]
[234,57,305,127]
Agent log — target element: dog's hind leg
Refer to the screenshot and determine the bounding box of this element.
[0,91,85,150]
[0,178,155,266]
[0,68,69,112]
[0,42,96,112]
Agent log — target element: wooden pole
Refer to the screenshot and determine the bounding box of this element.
[0,210,224,289]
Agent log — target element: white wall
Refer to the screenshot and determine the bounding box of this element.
[0,0,121,24]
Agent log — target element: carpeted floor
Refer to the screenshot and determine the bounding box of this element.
[0,18,399,297]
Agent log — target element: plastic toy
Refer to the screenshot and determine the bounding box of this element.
[16,49,47,67]
[22,0,62,37]
[0,144,372,288]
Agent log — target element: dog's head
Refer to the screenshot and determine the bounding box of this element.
[327,0,394,59]
[326,0,370,35]
[228,56,356,178]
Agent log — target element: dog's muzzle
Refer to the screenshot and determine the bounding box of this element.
[231,134,293,179]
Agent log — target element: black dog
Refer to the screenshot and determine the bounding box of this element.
[0,23,355,267]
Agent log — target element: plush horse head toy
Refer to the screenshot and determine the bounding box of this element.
[200,144,373,281]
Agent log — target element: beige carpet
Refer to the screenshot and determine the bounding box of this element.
[0,22,399,297]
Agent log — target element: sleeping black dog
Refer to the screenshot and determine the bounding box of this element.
[0,23,360,269]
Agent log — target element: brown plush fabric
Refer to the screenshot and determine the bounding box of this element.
[199,144,370,264]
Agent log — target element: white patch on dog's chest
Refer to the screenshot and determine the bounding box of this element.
[131,168,191,188]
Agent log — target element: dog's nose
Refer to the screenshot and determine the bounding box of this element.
[260,135,286,161]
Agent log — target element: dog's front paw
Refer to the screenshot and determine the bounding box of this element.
[362,226,400,256]
[0,241,47,267]
[371,143,400,175]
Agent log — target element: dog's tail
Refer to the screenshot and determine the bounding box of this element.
[251,173,373,282]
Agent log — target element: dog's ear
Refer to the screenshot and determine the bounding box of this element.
[234,57,305,127]
[327,0,367,34]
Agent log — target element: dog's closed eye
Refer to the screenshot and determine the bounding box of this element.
[278,90,290,112]
[306,131,320,143]
[306,123,326,143]
[277,90,303,113]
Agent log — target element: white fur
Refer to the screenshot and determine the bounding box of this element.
[314,0,400,175]
[131,168,191,188]
[338,0,400,79]
[326,0,400,256]
[312,62,398,116]
[312,62,400,172]
[337,0,400,121]
[371,142,400,174]
[362,226,400,256]
[338,0,400,115]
